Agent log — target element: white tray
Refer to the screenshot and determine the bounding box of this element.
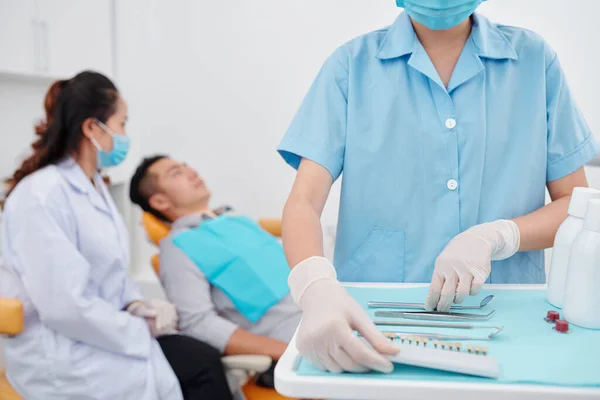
[274,283,600,400]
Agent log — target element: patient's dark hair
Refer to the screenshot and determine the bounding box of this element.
[129,154,169,222]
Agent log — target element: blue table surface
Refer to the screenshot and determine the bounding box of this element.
[296,287,600,387]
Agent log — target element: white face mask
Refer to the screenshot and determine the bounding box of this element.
[397,0,485,31]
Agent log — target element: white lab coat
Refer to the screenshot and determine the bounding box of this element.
[0,158,183,400]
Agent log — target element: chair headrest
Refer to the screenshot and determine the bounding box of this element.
[258,218,282,237]
[142,211,283,246]
[142,212,171,246]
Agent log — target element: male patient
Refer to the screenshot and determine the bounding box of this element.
[129,155,301,381]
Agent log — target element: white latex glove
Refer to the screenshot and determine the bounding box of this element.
[289,257,398,374]
[127,300,178,336]
[425,220,520,312]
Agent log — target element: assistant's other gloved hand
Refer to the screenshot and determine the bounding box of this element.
[127,299,178,337]
[289,257,398,374]
[425,220,520,312]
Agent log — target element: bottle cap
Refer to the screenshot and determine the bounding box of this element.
[545,310,560,323]
[555,319,569,333]
[568,187,600,218]
[584,199,600,233]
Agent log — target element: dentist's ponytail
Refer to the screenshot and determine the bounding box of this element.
[7,71,119,196]
[34,79,67,137]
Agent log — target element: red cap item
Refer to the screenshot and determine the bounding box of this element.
[555,320,569,333]
[545,310,560,322]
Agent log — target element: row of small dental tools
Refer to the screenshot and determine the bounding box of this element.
[368,294,495,310]
[368,294,496,321]
[369,294,501,340]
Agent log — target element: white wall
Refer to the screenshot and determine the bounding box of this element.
[116,0,399,280]
[115,0,600,280]
[478,1,600,145]
[0,76,47,180]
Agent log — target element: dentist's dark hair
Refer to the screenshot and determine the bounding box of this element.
[7,70,119,196]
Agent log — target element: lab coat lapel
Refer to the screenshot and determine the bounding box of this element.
[57,158,111,216]
[95,175,130,261]
[88,184,112,217]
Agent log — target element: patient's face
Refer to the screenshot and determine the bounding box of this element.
[148,158,211,215]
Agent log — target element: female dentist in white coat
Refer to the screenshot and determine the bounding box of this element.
[0,72,234,400]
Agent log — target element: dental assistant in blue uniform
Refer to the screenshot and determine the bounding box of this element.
[278,1,599,373]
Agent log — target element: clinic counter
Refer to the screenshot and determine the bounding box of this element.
[274,283,600,400]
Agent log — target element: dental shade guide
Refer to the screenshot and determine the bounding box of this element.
[372,336,499,378]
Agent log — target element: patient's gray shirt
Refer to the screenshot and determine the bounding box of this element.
[159,213,302,352]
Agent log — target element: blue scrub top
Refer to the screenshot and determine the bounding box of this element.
[278,12,599,284]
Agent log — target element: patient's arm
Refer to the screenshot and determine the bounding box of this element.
[159,241,288,359]
[225,329,288,360]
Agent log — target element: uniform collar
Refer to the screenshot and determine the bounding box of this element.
[376,12,518,61]
[57,157,102,194]
[57,157,110,214]
[470,13,518,60]
[376,12,416,60]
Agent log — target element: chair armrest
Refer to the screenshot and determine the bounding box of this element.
[222,354,272,374]
[0,299,24,335]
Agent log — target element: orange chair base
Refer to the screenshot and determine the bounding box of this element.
[0,299,24,336]
[0,370,22,400]
[242,381,295,400]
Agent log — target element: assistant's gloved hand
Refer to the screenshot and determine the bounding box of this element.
[289,257,398,373]
[127,300,178,337]
[425,220,520,312]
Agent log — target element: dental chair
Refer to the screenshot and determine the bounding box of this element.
[0,271,291,400]
[0,297,286,400]
[141,212,295,400]
[0,215,290,400]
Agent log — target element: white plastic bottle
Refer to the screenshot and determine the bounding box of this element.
[547,187,600,308]
[563,199,600,329]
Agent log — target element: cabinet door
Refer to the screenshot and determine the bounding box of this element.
[38,0,113,78]
[0,0,39,75]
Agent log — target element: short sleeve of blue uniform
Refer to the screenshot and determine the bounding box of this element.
[546,54,599,182]
[278,47,349,181]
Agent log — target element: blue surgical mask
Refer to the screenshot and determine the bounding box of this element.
[396,0,485,31]
[91,119,130,169]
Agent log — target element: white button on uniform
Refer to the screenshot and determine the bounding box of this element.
[447,179,458,191]
[445,118,456,129]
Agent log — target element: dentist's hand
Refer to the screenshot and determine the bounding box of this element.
[426,220,520,312]
[289,257,398,373]
[127,299,178,337]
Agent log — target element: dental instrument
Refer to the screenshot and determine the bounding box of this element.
[368,294,495,310]
[374,310,496,322]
